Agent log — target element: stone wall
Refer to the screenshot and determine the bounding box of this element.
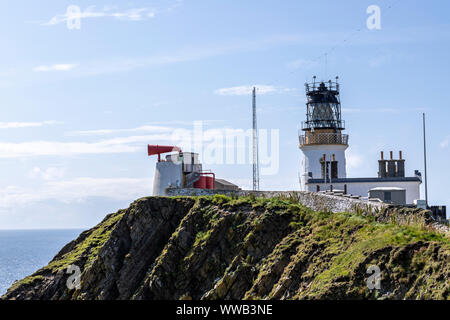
[165,188,387,214]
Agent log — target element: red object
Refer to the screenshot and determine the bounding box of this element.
[148,145,182,162]
[205,176,214,189]
[194,172,215,190]
[194,176,207,189]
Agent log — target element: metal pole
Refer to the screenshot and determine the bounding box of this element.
[252,87,260,191]
[423,113,429,207]
[329,155,332,191]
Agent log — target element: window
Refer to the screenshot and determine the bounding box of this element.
[331,161,338,179]
[320,158,338,179]
[384,191,392,202]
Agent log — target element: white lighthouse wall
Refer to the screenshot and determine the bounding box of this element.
[306,181,421,205]
[153,161,183,196]
[300,144,348,190]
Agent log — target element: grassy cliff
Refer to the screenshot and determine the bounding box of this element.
[2,195,449,300]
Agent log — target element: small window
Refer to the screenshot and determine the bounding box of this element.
[384,191,392,201]
[331,161,338,179]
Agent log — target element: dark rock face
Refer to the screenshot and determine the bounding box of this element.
[2,196,449,300]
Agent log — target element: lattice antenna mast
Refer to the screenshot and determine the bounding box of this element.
[252,87,260,191]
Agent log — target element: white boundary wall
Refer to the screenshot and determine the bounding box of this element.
[306,180,420,205]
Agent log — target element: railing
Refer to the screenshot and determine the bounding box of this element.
[301,120,345,130]
[299,133,349,146]
[305,80,339,93]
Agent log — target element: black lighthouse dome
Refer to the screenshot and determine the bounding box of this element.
[302,77,345,131]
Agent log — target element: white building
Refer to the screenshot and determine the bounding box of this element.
[299,77,422,205]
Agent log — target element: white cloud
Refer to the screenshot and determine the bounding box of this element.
[346,150,364,169]
[33,64,77,72]
[214,85,293,96]
[440,137,449,148]
[37,35,317,78]
[0,177,150,208]
[0,120,61,129]
[0,133,175,158]
[29,167,66,181]
[68,125,173,136]
[43,6,157,26]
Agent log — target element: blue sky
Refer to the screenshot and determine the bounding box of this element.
[0,0,449,229]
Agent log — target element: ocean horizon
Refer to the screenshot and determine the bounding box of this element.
[0,229,84,296]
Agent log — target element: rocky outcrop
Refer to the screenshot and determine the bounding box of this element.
[2,195,449,300]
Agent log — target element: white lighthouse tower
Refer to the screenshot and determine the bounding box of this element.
[299,76,349,191]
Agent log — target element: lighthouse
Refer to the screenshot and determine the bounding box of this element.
[298,76,422,205]
[299,76,349,191]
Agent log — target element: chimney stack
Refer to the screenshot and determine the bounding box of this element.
[397,151,405,177]
[378,150,406,178]
[378,151,387,178]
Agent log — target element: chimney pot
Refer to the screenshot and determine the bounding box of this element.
[399,151,403,160]
[381,151,384,160]
[390,151,393,160]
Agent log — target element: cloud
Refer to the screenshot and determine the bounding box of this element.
[0,120,61,129]
[0,133,175,158]
[214,85,294,96]
[29,167,66,181]
[0,121,275,162]
[33,64,77,72]
[33,35,316,78]
[68,125,173,136]
[440,137,449,148]
[0,177,150,208]
[42,6,157,26]
[346,149,364,169]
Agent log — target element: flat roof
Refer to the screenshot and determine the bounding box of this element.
[215,178,239,187]
[369,187,406,191]
[307,177,421,184]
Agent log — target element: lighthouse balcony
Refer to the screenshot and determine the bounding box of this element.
[301,120,345,131]
[299,132,349,146]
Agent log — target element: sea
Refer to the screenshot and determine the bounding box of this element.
[0,229,84,296]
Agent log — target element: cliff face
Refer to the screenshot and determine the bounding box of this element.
[2,195,449,300]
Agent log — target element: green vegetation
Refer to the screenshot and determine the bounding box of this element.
[4,194,449,300]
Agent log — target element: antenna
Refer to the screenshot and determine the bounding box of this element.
[252,87,260,191]
[423,113,429,207]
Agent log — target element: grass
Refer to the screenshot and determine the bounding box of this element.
[44,211,125,272]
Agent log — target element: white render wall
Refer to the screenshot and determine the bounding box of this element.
[153,161,183,196]
[300,144,348,191]
[306,180,421,205]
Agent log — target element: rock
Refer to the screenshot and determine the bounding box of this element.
[2,195,449,300]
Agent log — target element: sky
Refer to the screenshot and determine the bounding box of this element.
[0,0,449,229]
